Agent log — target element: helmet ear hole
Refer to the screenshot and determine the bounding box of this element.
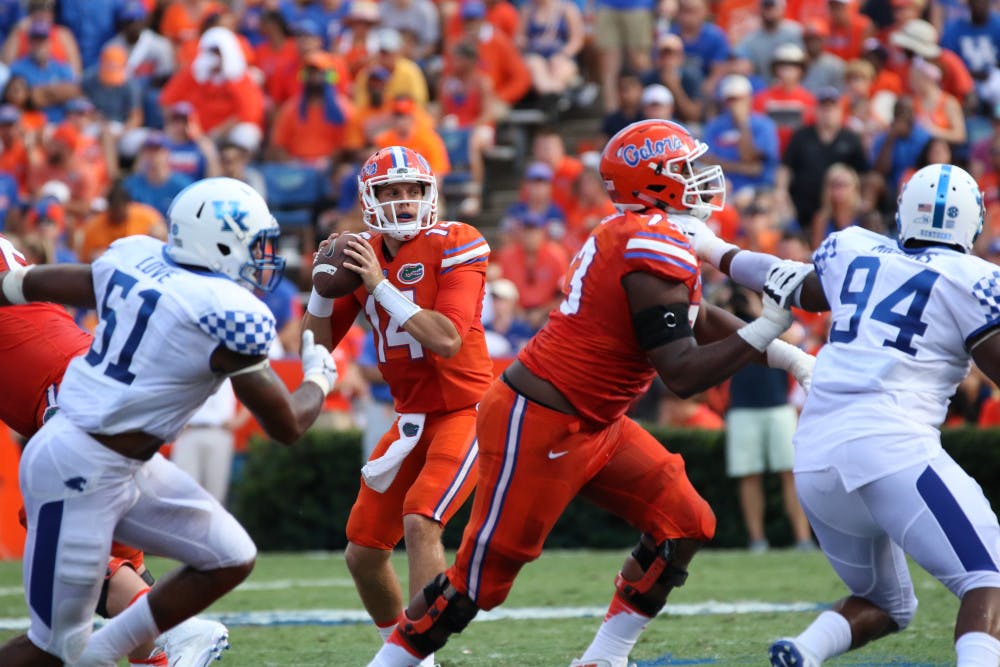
[217,243,232,257]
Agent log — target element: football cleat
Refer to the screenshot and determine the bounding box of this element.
[769,638,820,667]
[159,617,230,667]
[569,659,637,667]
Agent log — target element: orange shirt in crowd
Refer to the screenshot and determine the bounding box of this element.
[272,94,361,161]
[826,13,873,61]
[255,38,300,103]
[374,126,450,177]
[783,0,828,25]
[444,1,521,46]
[0,137,34,196]
[12,27,74,65]
[562,196,616,256]
[472,28,531,106]
[75,203,165,263]
[496,240,569,310]
[159,1,226,46]
[714,0,761,45]
[753,86,817,154]
[888,49,974,102]
[551,155,584,217]
[160,68,265,132]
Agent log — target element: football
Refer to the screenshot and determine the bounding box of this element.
[312,234,364,298]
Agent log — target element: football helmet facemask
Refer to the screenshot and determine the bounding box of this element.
[600,119,726,216]
[897,163,984,254]
[358,146,438,241]
[165,177,285,292]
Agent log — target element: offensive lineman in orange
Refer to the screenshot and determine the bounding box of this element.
[0,234,229,667]
[303,146,492,667]
[366,120,817,667]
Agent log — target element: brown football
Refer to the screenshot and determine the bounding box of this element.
[312,234,364,298]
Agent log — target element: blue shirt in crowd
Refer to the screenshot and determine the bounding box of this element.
[123,172,194,217]
[702,111,779,194]
[942,13,1000,76]
[0,171,18,230]
[10,57,75,123]
[59,0,124,68]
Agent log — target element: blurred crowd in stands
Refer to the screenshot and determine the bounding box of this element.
[3,0,1000,432]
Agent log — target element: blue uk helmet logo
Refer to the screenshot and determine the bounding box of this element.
[211,200,250,233]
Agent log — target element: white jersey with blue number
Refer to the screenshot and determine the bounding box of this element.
[795,226,1000,490]
[56,236,275,441]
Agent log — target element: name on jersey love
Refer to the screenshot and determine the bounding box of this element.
[617,136,685,167]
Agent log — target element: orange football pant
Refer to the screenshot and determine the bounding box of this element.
[448,380,716,609]
[347,407,479,550]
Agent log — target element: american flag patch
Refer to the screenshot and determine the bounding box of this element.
[917,203,933,212]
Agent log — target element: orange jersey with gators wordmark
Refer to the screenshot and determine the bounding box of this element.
[0,234,92,437]
[329,221,493,414]
[519,211,701,424]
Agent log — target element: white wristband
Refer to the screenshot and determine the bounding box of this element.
[705,237,740,268]
[303,374,332,397]
[764,338,799,370]
[1,264,32,304]
[737,315,787,352]
[372,280,422,325]
[307,288,334,318]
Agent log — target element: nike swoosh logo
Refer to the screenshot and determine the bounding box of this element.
[547,450,569,459]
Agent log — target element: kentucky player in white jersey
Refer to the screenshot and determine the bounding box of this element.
[0,177,338,667]
[676,163,1000,667]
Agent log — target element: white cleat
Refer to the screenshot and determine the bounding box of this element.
[159,617,230,667]
[569,659,636,667]
[769,638,821,667]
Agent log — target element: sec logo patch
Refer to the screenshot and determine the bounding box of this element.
[397,263,424,284]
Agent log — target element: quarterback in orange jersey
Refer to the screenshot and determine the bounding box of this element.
[303,146,492,667]
[0,234,229,667]
[367,121,817,667]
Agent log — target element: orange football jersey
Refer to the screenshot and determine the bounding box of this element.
[0,234,92,437]
[328,221,493,414]
[519,211,702,425]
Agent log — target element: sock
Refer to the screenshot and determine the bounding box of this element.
[795,610,852,661]
[579,594,651,663]
[367,632,425,667]
[956,631,1000,667]
[77,594,160,665]
[376,615,400,643]
[418,652,436,666]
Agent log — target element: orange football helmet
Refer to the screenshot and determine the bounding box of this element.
[600,119,725,214]
[358,146,438,241]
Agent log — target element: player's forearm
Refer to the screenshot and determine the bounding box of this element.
[403,309,462,358]
[0,264,96,308]
[302,311,334,350]
[651,336,763,398]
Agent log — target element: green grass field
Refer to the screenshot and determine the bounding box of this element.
[0,548,960,665]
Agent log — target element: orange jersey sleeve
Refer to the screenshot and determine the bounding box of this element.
[345,222,493,414]
[519,212,702,425]
[0,234,92,437]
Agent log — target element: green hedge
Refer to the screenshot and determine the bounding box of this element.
[230,426,1000,552]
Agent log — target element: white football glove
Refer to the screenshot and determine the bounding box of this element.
[736,293,794,352]
[300,329,337,396]
[762,259,814,310]
[766,339,816,393]
[670,214,738,267]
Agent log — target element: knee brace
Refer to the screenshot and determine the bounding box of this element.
[615,539,691,617]
[398,573,480,656]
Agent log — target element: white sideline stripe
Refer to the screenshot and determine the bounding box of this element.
[0,601,824,631]
[0,579,356,598]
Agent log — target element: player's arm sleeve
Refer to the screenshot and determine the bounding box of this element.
[435,269,487,336]
[958,269,1000,352]
[197,307,277,358]
[622,229,700,284]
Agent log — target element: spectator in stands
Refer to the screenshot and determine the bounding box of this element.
[267,18,350,108]
[62,96,112,190]
[504,161,566,241]
[160,26,265,141]
[2,0,81,77]
[671,0,730,100]
[2,75,44,140]
[57,0,121,68]
[703,74,781,197]
[255,10,299,104]
[379,0,440,62]
[0,165,19,230]
[354,28,428,111]
[75,178,166,263]
[82,43,143,131]
[444,0,520,47]
[562,166,616,255]
[529,125,583,217]
[455,1,531,108]
[497,197,569,326]
[0,104,33,195]
[889,18,975,106]
[753,42,817,154]
[594,0,654,112]
[23,191,75,262]
[106,1,176,87]
[160,0,226,49]
[942,0,1000,112]
[10,19,79,123]
[909,56,967,145]
[270,50,356,165]
[809,162,864,247]
[977,134,1000,232]
[162,101,220,181]
[642,33,703,125]
[779,86,868,234]
[736,0,802,82]
[861,37,904,97]
[841,57,895,152]
[27,126,97,221]
[374,96,450,178]
[122,131,194,217]
[0,0,23,44]
[219,138,267,198]
[872,93,932,196]
[517,0,585,106]
[336,0,381,78]
[640,83,674,120]
[601,68,644,140]
[826,0,875,62]
[970,104,1000,178]
[483,277,535,357]
[800,19,845,94]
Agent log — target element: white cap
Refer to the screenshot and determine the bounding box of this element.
[773,42,806,65]
[39,180,70,204]
[375,27,402,52]
[641,84,674,107]
[719,74,753,100]
[227,122,262,153]
[489,278,519,301]
[889,19,940,59]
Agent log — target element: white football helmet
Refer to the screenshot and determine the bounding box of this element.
[358,146,438,241]
[165,177,285,292]
[897,163,984,253]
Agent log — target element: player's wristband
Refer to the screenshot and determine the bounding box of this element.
[303,374,332,397]
[307,287,334,318]
[765,338,801,371]
[704,237,740,268]
[372,280,422,325]
[737,314,788,352]
[1,264,32,305]
[729,251,781,292]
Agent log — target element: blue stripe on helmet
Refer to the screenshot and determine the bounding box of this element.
[932,164,952,229]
